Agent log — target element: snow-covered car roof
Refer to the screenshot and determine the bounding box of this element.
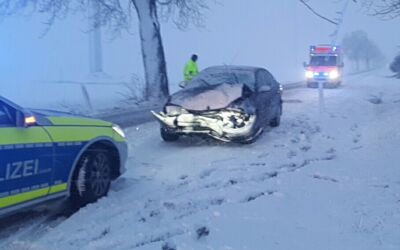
[169,65,271,111]
[187,65,266,91]
[201,65,265,73]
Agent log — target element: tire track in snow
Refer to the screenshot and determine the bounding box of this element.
[0,86,357,249]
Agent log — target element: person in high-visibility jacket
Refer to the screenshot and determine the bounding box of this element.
[184,54,199,81]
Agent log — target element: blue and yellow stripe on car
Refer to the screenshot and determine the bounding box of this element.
[0,183,67,209]
[0,112,126,214]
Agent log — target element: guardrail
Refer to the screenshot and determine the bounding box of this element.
[282,81,305,90]
[52,76,378,128]
[40,68,378,128]
[96,81,307,128]
[44,80,129,113]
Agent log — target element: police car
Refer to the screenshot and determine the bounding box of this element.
[0,96,127,217]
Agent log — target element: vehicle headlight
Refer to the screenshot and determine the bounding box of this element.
[165,105,186,115]
[305,71,314,78]
[329,70,339,79]
[112,124,126,138]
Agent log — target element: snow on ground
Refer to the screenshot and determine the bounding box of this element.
[1,70,399,250]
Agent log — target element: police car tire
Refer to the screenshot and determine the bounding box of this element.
[71,150,112,206]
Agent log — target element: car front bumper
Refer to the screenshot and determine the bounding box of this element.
[115,141,128,176]
[151,109,256,141]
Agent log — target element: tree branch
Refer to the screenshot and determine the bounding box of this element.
[157,0,210,30]
[299,0,339,25]
[355,0,400,20]
[157,0,174,5]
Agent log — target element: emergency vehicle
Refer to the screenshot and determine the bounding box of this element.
[0,96,127,217]
[304,45,344,88]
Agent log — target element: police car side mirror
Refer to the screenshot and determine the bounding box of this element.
[16,111,25,128]
[303,62,308,68]
[16,111,37,128]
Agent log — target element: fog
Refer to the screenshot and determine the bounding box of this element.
[0,0,398,106]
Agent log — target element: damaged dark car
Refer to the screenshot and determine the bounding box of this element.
[152,66,283,143]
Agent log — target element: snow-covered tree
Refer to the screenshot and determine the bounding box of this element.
[132,0,208,100]
[390,55,400,78]
[351,1,399,75]
[298,0,340,25]
[342,30,384,71]
[362,40,385,70]
[0,0,208,101]
[354,0,400,19]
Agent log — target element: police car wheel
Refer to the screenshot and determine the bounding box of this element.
[72,150,112,206]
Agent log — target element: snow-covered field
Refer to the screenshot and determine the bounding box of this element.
[0,80,131,115]
[1,70,399,250]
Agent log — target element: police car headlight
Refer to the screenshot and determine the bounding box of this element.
[305,71,314,78]
[112,124,126,138]
[329,70,339,79]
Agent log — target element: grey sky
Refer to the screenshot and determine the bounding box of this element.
[0,0,398,90]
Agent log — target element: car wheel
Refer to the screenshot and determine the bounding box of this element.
[270,104,282,127]
[161,127,179,142]
[239,113,263,144]
[324,82,334,89]
[307,82,315,88]
[71,150,112,207]
[335,81,342,88]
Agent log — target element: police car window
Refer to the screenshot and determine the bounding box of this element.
[0,106,13,126]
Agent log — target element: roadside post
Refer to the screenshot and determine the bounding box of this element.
[318,80,324,113]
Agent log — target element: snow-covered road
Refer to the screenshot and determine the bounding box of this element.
[1,70,399,250]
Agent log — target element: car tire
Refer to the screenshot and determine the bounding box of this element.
[270,104,282,127]
[161,127,179,142]
[239,113,263,144]
[307,82,316,88]
[71,149,112,207]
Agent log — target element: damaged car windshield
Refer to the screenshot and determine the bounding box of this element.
[188,70,254,89]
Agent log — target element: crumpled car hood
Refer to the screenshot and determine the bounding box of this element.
[169,83,243,111]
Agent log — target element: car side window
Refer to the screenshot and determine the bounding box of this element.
[256,70,276,91]
[0,104,14,126]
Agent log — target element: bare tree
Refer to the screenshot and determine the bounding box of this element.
[2,0,378,101]
[298,0,339,25]
[132,0,208,101]
[342,30,384,71]
[0,0,208,101]
[390,54,400,78]
[353,0,400,19]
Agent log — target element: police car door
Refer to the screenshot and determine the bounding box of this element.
[0,102,54,212]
